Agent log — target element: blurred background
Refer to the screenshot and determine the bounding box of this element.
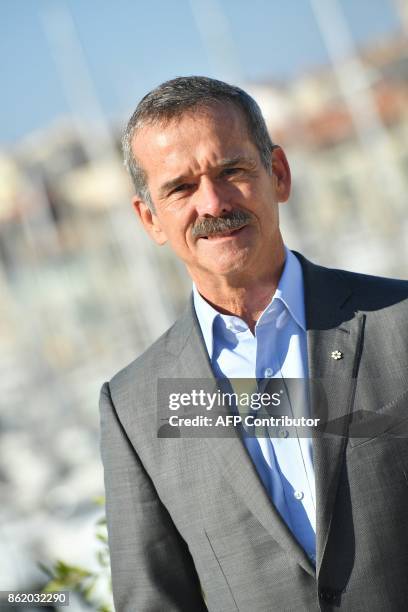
[1,0,407,609]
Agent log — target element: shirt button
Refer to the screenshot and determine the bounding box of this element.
[294,490,304,500]
[278,429,289,438]
[264,368,273,377]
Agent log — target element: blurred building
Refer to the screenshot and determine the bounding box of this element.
[249,34,408,275]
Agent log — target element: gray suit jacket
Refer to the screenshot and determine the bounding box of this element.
[100,253,408,611]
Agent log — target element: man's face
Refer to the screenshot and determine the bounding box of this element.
[131,103,291,282]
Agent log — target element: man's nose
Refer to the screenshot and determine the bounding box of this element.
[194,177,232,217]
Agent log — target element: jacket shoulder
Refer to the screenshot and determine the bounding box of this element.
[336,267,408,292]
[107,299,194,398]
[334,267,408,308]
[294,251,408,310]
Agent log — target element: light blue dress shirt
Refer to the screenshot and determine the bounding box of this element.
[193,248,316,563]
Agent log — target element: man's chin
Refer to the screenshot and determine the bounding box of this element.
[195,249,254,277]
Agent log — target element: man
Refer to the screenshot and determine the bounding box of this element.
[100,76,408,611]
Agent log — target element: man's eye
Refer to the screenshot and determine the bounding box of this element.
[220,168,241,177]
[172,183,192,194]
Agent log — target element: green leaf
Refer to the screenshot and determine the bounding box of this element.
[38,562,54,579]
[80,580,96,601]
[96,550,110,568]
[38,501,113,610]
[96,533,108,544]
[43,580,66,592]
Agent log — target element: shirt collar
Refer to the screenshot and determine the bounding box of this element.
[193,283,220,359]
[272,247,306,332]
[193,247,306,358]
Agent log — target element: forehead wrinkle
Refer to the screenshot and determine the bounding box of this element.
[217,155,258,169]
[157,154,258,197]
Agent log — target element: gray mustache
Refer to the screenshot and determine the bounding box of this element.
[192,210,252,238]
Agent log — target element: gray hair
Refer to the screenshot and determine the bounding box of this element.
[122,76,275,211]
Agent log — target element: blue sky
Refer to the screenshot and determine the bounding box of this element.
[1,0,401,145]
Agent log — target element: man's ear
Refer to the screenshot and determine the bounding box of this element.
[271,146,291,203]
[132,197,168,245]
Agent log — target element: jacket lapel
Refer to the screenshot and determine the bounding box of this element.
[296,253,365,576]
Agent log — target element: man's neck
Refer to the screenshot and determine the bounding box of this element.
[192,248,286,333]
